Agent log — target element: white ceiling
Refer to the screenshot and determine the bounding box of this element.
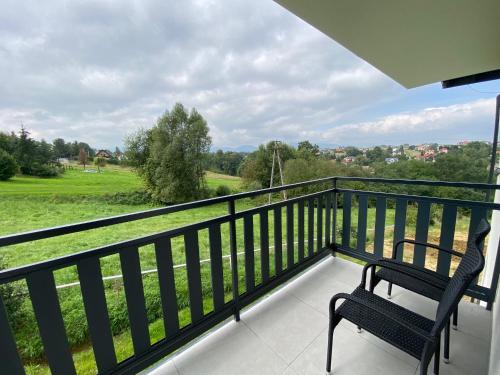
[275,0,500,88]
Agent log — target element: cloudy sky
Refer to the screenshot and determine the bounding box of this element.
[1,0,499,150]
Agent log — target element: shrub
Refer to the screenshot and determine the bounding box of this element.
[215,184,231,197]
[0,149,18,180]
[30,163,61,177]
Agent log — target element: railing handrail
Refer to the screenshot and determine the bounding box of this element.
[335,176,500,190]
[0,177,335,247]
[2,175,500,247]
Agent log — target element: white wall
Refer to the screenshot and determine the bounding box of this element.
[483,174,500,298]
[489,280,500,375]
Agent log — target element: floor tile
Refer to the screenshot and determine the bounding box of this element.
[242,291,327,364]
[173,321,287,375]
[290,325,417,375]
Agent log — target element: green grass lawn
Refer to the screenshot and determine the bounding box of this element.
[0,165,143,196]
[204,170,242,191]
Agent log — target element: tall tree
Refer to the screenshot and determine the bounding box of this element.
[126,103,211,203]
[297,140,319,160]
[240,141,296,188]
[79,148,88,169]
[15,126,36,174]
[53,138,69,158]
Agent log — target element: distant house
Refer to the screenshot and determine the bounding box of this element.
[423,150,436,161]
[342,156,356,164]
[385,157,399,164]
[439,147,449,154]
[56,158,70,165]
[95,150,113,159]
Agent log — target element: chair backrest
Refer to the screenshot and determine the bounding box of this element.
[431,218,490,336]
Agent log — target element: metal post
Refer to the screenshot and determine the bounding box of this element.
[228,199,240,321]
[486,95,500,202]
[331,177,337,255]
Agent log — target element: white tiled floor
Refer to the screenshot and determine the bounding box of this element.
[144,257,492,375]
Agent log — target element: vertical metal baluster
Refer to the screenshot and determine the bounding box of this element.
[154,237,180,337]
[298,200,305,262]
[228,199,240,321]
[286,203,294,268]
[308,198,315,257]
[78,257,117,372]
[120,247,151,354]
[209,225,225,311]
[317,197,323,251]
[437,205,457,276]
[184,231,204,324]
[27,270,76,375]
[393,199,408,261]
[260,211,270,282]
[244,215,255,292]
[0,294,24,375]
[357,195,368,254]
[414,201,431,267]
[274,206,283,274]
[342,192,352,248]
[374,197,387,259]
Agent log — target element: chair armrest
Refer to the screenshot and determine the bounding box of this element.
[380,258,450,284]
[392,239,463,260]
[360,260,448,291]
[329,292,435,342]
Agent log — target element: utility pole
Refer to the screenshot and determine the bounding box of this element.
[268,141,287,203]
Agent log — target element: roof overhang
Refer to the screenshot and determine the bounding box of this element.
[275,0,500,89]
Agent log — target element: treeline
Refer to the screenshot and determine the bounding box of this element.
[205,150,246,176]
[238,140,491,201]
[0,127,96,180]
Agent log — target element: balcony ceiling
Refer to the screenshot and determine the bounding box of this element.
[274,0,500,88]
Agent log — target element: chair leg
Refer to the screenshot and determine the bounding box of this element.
[444,320,450,364]
[452,308,458,330]
[387,282,393,299]
[434,337,441,375]
[326,316,339,373]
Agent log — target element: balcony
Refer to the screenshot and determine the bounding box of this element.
[0,177,498,375]
[146,257,491,375]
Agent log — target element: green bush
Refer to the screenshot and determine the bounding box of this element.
[0,149,18,180]
[215,184,231,197]
[30,163,61,177]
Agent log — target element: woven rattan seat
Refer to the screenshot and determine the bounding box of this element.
[337,286,434,358]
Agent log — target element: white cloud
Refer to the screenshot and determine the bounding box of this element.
[316,98,496,145]
[0,0,497,149]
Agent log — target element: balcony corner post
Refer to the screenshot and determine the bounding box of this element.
[331,177,338,257]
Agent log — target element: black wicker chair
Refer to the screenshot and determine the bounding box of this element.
[369,219,490,363]
[326,219,489,375]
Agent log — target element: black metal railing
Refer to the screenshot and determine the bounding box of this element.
[0,177,499,375]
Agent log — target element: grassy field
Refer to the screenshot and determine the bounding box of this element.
[0,166,474,374]
[0,165,143,196]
